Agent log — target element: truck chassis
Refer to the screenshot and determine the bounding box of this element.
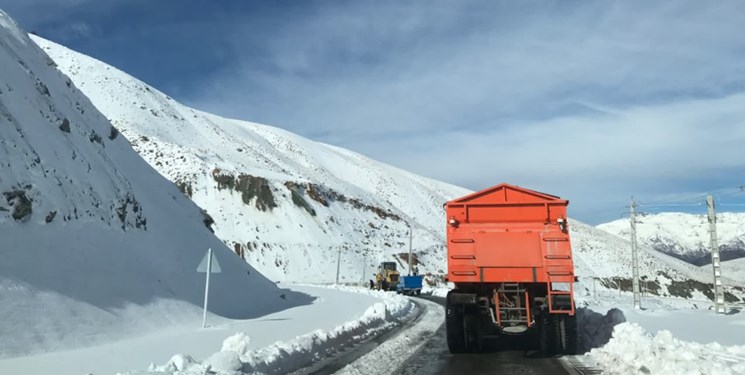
[445,282,577,354]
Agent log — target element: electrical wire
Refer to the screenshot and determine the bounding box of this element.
[636,184,745,208]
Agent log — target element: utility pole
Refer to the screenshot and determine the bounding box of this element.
[335,243,342,285]
[707,194,726,314]
[630,198,641,309]
[592,277,597,299]
[362,250,367,284]
[407,221,413,276]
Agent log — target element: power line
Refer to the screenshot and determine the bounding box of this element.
[638,195,706,206]
[636,184,745,208]
[638,203,704,208]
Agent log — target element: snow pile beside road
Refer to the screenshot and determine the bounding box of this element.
[576,307,627,353]
[590,322,745,374]
[421,281,452,298]
[337,298,443,375]
[138,287,414,375]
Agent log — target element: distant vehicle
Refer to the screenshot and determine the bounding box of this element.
[397,275,423,295]
[444,183,577,354]
[376,261,400,291]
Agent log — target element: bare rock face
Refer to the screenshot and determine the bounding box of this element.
[284,182,316,216]
[211,169,277,211]
[3,190,32,221]
[59,118,70,133]
[201,209,215,233]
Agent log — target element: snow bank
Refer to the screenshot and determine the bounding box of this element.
[336,297,443,375]
[422,285,450,298]
[590,322,745,375]
[576,307,627,353]
[134,286,414,375]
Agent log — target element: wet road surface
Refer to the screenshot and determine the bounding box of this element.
[400,295,571,375]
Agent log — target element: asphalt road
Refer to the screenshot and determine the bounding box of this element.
[400,295,572,375]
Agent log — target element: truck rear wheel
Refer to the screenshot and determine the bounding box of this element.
[463,307,482,353]
[446,295,466,353]
[538,313,559,355]
[557,314,578,355]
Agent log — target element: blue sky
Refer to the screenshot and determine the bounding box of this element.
[3,0,745,224]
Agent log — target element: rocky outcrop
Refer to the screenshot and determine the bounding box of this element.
[201,209,215,233]
[284,182,316,216]
[212,169,277,211]
[3,189,32,221]
[598,272,744,303]
[175,179,194,198]
[59,118,70,133]
[286,181,401,221]
[114,194,146,231]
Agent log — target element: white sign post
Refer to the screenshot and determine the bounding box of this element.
[197,248,221,328]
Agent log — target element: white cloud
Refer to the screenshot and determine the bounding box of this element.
[346,93,745,221]
[179,1,745,222]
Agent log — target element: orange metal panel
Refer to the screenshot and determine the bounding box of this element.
[446,183,574,285]
[473,231,542,267]
[451,183,562,205]
[467,204,550,223]
[481,267,540,282]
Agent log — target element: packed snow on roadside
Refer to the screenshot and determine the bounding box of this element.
[337,297,443,375]
[126,286,414,375]
[421,280,452,298]
[576,292,745,374]
[591,322,745,375]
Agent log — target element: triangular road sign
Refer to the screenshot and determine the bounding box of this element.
[197,249,221,273]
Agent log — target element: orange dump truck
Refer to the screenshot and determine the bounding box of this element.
[444,183,577,354]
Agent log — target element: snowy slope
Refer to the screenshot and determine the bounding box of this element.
[701,258,745,284]
[569,219,745,304]
[598,212,745,265]
[0,11,294,358]
[31,35,744,303]
[572,220,706,279]
[33,35,471,282]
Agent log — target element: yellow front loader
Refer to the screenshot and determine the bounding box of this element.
[375,261,400,291]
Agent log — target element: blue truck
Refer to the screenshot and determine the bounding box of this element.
[397,275,423,295]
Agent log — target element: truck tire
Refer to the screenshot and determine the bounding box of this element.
[463,307,482,353]
[445,293,466,353]
[538,313,559,355]
[558,314,578,355]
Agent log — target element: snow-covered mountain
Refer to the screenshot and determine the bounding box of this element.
[32,35,472,283]
[570,219,745,304]
[0,11,294,358]
[32,34,745,304]
[598,212,745,266]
